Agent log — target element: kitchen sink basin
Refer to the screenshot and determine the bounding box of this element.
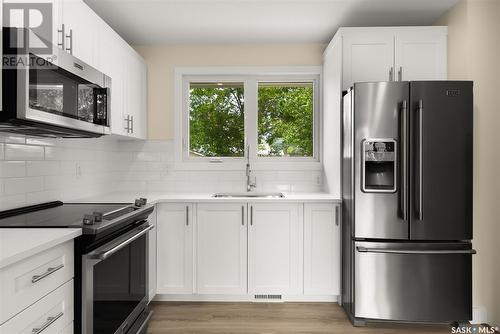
[212,192,285,198]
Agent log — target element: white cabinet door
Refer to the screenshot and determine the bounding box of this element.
[394,31,447,81]
[96,23,129,136]
[196,203,247,295]
[61,0,98,65]
[342,33,394,90]
[248,203,301,295]
[124,49,147,139]
[156,203,194,294]
[304,203,340,295]
[148,205,157,302]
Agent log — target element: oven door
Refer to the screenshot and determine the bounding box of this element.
[82,223,153,334]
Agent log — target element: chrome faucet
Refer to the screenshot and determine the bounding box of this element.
[246,146,256,192]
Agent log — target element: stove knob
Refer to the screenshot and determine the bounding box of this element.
[83,214,95,225]
[134,198,142,207]
[93,212,103,222]
[139,198,147,206]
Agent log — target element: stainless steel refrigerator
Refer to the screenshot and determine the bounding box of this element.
[341,81,476,326]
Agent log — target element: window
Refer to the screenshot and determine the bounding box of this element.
[177,67,321,168]
[189,82,244,157]
[258,82,314,157]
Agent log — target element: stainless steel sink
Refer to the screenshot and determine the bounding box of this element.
[212,192,285,198]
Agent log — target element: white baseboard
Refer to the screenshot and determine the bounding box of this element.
[153,294,339,303]
[471,306,488,324]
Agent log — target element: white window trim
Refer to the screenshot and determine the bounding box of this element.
[174,66,323,171]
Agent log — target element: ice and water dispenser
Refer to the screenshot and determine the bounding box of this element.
[361,139,397,193]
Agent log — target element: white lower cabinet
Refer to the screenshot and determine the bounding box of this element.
[304,203,341,295]
[156,203,194,294]
[155,201,340,300]
[196,203,247,295]
[0,279,74,334]
[148,205,157,302]
[0,241,74,324]
[248,203,302,295]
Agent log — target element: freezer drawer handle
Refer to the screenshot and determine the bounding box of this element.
[356,247,477,255]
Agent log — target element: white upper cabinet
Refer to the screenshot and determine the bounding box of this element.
[303,203,340,295]
[248,203,302,295]
[196,203,247,295]
[394,30,447,81]
[60,0,99,65]
[156,203,194,295]
[342,32,395,90]
[337,27,448,90]
[124,50,148,139]
[95,23,129,136]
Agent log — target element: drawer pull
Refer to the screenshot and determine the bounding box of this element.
[32,312,63,333]
[31,264,64,283]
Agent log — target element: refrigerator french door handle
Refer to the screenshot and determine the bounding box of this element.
[401,100,408,221]
[417,99,424,220]
[356,247,476,255]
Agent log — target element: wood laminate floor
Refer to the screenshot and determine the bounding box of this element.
[147,302,451,334]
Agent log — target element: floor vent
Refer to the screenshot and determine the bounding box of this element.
[254,294,282,302]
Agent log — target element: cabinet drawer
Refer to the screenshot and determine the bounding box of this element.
[0,279,73,334]
[0,241,74,324]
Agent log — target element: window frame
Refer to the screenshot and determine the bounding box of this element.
[175,67,322,171]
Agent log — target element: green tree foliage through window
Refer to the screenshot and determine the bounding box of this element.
[258,82,314,157]
[189,83,245,157]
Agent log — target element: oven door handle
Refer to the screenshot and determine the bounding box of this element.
[90,224,154,260]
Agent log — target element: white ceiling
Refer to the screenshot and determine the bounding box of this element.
[84,0,458,45]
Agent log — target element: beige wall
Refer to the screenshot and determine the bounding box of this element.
[436,0,500,326]
[133,44,326,140]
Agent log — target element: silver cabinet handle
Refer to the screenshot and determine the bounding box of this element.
[398,66,403,81]
[124,115,131,133]
[32,264,64,283]
[389,67,394,81]
[186,206,189,226]
[130,115,134,134]
[335,205,339,226]
[250,206,253,226]
[65,29,73,54]
[31,312,63,333]
[400,100,409,221]
[417,99,424,220]
[356,247,476,255]
[57,24,65,50]
[241,206,244,226]
[90,224,153,260]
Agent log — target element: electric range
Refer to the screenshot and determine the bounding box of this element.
[0,199,155,334]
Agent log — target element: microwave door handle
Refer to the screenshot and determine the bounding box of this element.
[356,247,476,255]
[90,224,154,260]
[400,100,408,221]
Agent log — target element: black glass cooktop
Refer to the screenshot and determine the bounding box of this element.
[0,202,132,228]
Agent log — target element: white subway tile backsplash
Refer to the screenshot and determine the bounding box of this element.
[0,194,26,210]
[26,161,60,176]
[0,136,323,210]
[0,161,26,178]
[5,144,44,160]
[3,176,43,195]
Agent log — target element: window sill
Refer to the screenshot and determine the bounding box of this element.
[174,160,322,171]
